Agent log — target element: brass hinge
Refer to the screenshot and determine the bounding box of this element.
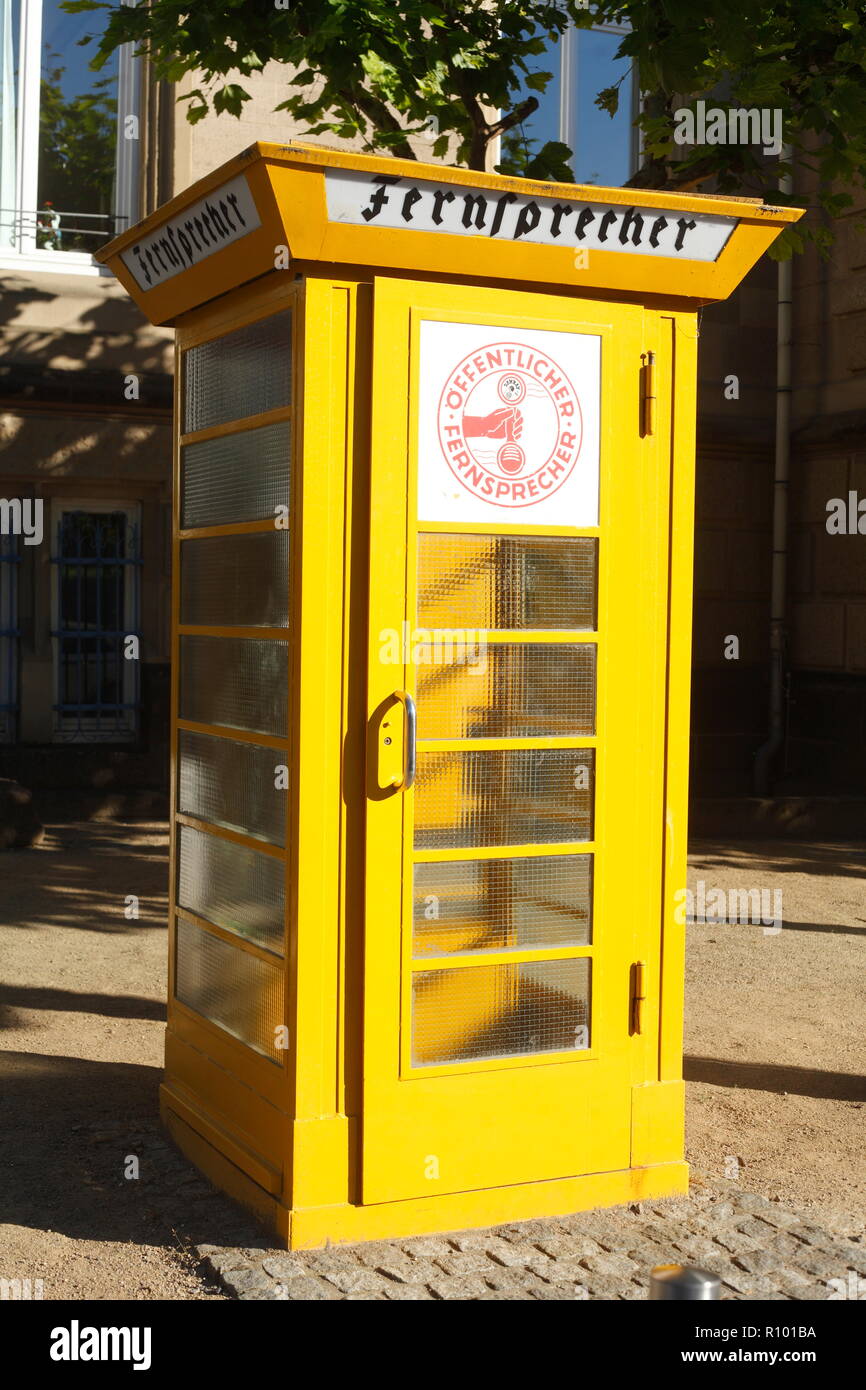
[640,351,656,437]
[632,960,648,1034]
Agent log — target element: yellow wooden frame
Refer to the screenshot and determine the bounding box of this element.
[93,142,795,1247]
[357,275,682,1207]
[156,263,698,1241]
[97,143,803,326]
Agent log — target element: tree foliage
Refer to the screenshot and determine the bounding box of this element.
[67,0,589,180]
[66,0,866,255]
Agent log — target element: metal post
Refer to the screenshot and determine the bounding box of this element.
[650,1264,721,1300]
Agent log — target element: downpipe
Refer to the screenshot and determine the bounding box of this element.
[754,149,793,796]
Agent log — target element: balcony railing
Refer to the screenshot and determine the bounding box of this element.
[0,206,129,253]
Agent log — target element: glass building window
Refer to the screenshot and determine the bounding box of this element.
[0,0,141,265]
[50,502,141,741]
[507,21,638,186]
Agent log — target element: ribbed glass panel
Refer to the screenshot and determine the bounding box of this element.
[418,534,597,630]
[175,917,283,1062]
[416,642,596,739]
[414,854,592,957]
[412,958,590,1065]
[414,748,594,849]
[179,635,288,737]
[183,312,292,433]
[180,531,289,628]
[177,824,284,954]
[181,422,291,529]
[178,729,286,846]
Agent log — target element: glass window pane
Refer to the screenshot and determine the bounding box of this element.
[179,635,288,737]
[498,22,562,173]
[414,854,592,957]
[37,0,120,251]
[175,917,283,1062]
[571,30,634,187]
[416,642,596,739]
[414,748,594,849]
[177,824,284,955]
[412,957,591,1066]
[182,422,291,529]
[183,312,292,433]
[180,531,289,628]
[178,729,286,846]
[418,534,596,630]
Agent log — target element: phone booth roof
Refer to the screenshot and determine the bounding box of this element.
[96,141,803,326]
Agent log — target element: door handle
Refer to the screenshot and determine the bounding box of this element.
[632,960,647,1034]
[641,351,656,437]
[391,689,416,791]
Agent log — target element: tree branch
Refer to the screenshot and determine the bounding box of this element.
[337,84,417,161]
[489,95,539,140]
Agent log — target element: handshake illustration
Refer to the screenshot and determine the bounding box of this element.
[462,406,526,474]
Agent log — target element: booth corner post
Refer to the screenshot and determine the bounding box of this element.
[97,143,801,1249]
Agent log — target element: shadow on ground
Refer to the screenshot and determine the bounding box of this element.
[0,824,169,935]
[689,838,866,881]
[685,1055,866,1103]
[0,1051,268,1252]
[0,983,165,1030]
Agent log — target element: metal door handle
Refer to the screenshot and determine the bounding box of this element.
[393,690,416,791]
[632,960,647,1034]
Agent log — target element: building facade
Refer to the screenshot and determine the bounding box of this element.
[0,1,862,811]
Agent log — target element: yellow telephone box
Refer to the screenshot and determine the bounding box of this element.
[98,143,799,1248]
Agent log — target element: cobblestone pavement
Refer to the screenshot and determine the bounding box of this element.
[196,1179,866,1301]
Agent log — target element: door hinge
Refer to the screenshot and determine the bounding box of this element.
[640,351,656,437]
[632,960,648,1034]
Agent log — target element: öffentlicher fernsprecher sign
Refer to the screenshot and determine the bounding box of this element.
[325,167,738,262]
[121,174,261,290]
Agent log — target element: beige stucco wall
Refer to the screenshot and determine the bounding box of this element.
[0,269,173,723]
[170,62,457,194]
[0,270,173,377]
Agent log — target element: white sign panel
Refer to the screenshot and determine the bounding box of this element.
[326,168,736,262]
[417,321,600,527]
[121,174,261,290]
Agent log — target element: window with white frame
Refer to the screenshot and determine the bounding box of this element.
[508,20,639,186]
[50,501,141,742]
[0,531,19,742]
[0,0,141,269]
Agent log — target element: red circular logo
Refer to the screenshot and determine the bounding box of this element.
[436,340,583,507]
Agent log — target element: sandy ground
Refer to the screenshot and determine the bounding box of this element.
[0,823,228,1300]
[0,821,863,1298]
[686,839,866,1236]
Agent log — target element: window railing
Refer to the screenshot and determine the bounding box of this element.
[0,207,129,252]
[50,510,142,742]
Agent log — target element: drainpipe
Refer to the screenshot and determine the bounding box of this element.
[754,146,793,796]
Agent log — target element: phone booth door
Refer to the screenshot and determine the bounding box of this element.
[363,276,671,1206]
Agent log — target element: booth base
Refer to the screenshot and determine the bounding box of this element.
[161,1094,689,1252]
